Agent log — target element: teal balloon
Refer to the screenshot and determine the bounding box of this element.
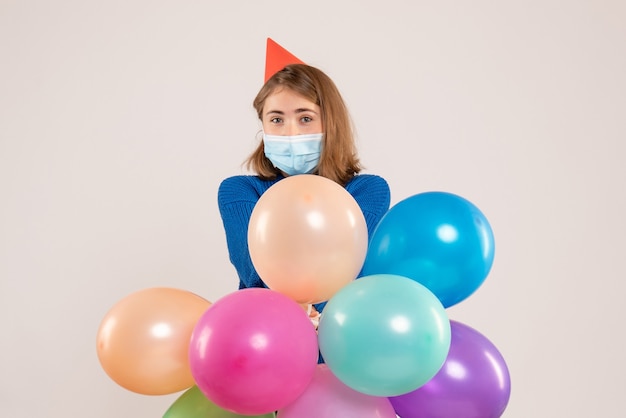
[318,274,451,397]
[362,191,495,308]
[163,385,275,418]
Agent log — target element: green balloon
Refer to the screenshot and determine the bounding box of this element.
[318,274,451,397]
[163,386,276,418]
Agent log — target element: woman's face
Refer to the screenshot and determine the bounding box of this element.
[261,88,323,136]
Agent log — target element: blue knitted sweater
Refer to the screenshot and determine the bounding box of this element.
[217,174,391,312]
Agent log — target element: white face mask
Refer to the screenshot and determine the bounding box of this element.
[263,133,323,176]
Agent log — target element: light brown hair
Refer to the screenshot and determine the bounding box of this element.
[245,64,362,186]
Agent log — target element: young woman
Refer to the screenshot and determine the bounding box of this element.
[217,64,390,316]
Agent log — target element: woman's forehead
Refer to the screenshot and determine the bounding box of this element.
[264,88,319,111]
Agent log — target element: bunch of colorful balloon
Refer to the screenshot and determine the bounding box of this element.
[96,174,511,418]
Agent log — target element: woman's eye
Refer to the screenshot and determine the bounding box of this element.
[301,116,313,123]
[270,117,282,124]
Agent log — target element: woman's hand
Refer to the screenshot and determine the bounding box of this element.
[301,304,321,330]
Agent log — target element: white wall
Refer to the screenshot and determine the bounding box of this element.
[1,0,624,416]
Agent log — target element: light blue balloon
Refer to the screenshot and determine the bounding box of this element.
[318,274,451,397]
[362,192,495,308]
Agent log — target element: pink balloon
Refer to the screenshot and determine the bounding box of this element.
[278,364,397,418]
[189,288,319,416]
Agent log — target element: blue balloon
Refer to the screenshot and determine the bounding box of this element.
[362,192,495,308]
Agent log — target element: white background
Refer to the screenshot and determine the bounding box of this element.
[1,0,625,416]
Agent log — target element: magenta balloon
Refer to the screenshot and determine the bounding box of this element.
[279,364,397,418]
[188,288,319,415]
[390,320,511,418]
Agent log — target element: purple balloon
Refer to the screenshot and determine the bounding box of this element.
[390,320,511,418]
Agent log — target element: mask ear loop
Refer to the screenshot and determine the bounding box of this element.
[259,130,288,175]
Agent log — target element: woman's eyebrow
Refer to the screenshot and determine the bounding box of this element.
[295,108,319,114]
[265,108,318,116]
